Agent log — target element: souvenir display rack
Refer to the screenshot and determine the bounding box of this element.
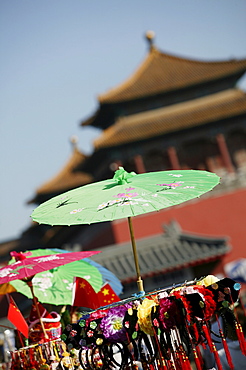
[6,275,246,369]
[10,338,81,370]
[61,276,245,370]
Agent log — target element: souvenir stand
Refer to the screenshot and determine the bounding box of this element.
[4,274,246,370]
[60,275,246,370]
[4,289,84,370]
[0,251,101,370]
[28,168,246,369]
[9,339,78,370]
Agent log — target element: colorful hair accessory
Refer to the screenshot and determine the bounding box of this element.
[197,275,219,287]
[84,309,108,324]
[170,290,192,323]
[192,285,216,320]
[207,277,240,309]
[100,304,132,342]
[123,305,140,341]
[137,297,158,335]
[158,297,179,330]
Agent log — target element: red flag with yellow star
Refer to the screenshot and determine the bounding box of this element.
[72,277,100,309]
[7,295,29,338]
[97,283,120,306]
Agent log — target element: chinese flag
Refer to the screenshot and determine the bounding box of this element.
[97,283,120,306]
[72,277,100,309]
[7,296,29,338]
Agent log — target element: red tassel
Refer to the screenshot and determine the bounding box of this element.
[195,345,204,365]
[166,357,176,370]
[235,322,246,356]
[10,352,19,370]
[212,344,223,370]
[172,350,182,370]
[29,347,39,369]
[192,322,200,343]
[192,347,203,370]
[183,352,193,370]
[202,324,224,370]
[219,330,234,370]
[202,324,213,352]
[157,357,168,370]
[176,347,192,370]
[216,315,234,370]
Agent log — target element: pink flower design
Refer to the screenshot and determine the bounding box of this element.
[113,192,138,198]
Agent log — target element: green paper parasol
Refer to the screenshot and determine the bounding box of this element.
[31,168,220,292]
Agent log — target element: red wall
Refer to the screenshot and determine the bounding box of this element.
[111,188,246,274]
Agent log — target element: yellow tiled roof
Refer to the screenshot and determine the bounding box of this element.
[94,89,246,149]
[98,48,246,103]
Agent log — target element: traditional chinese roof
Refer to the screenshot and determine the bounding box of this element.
[97,47,246,104]
[93,89,246,149]
[28,142,93,204]
[90,221,230,283]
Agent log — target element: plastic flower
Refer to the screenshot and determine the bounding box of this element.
[85,309,108,325]
[137,298,157,336]
[159,298,178,330]
[197,275,219,287]
[87,330,94,338]
[193,285,216,320]
[100,304,131,342]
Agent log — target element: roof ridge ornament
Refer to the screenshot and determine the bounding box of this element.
[70,135,79,151]
[145,30,156,51]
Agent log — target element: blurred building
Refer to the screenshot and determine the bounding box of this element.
[1,32,246,297]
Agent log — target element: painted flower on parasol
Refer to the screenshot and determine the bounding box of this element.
[31,167,220,293]
[0,248,122,305]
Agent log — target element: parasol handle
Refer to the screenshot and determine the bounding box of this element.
[127,217,144,293]
[26,280,49,339]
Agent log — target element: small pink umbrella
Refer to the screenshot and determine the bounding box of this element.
[0,250,101,284]
[0,250,101,338]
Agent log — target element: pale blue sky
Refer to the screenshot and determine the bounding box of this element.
[1,0,246,242]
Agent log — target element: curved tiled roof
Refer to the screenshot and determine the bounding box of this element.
[28,147,93,203]
[94,89,246,149]
[90,221,230,282]
[98,47,246,103]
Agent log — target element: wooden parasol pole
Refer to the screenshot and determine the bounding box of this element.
[26,279,48,339]
[127,217,144,293]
